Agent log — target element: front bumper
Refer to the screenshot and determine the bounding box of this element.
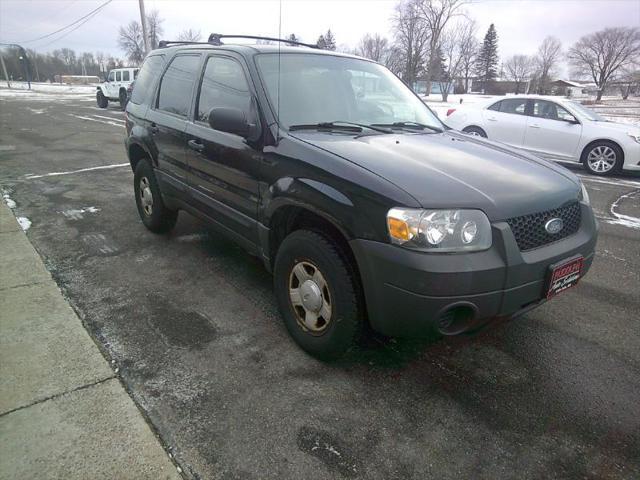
[350,202,598,337]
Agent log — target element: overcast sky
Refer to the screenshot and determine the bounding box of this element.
[1,0,639,74]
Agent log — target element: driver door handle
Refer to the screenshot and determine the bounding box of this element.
[529,124,541,129]
[487,117,497,121]
[188,139,205,153]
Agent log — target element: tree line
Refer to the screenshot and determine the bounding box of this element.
[3,0,638,101]
[358,0,639,101]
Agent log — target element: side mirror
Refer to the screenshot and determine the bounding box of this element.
[208,107,251,137]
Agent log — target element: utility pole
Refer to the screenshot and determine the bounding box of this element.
[0,53,10,88]
[139,0,150,54]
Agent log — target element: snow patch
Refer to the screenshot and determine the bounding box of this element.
[27,107,46,114]
[608,191,640,230]
[60,206,101,220]
[0,145,16,151]
[2,193,16,209]
[17,216,31,231]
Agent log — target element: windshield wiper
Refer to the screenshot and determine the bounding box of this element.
[289,121,393,134]
[372,121,443,133]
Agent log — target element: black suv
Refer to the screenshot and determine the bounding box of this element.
[125,36,597,359]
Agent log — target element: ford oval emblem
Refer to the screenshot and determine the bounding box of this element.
[545,218,564,235]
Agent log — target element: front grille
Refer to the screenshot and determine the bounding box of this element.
[506,202,581,251]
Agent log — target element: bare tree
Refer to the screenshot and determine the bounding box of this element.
[118,21,145,65]
[568,27,640,101]
[457,18,478,93]
[391,0,430,87]
[146,10,164,50]
[416,0,468,95]
[534,36,562,94]
[618,63,640,99]
[178,28,202,42]
[504,54,535,94]
[356,33,390,62]
[436,24,466,101]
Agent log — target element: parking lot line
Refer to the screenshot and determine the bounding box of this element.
[23,163,129,180]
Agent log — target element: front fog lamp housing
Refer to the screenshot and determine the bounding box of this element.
[387,208,492,252]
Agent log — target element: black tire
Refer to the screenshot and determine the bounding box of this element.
[581,140,623,176]
[274,230,364,360]
[96,90,108,108]
[462,126,487,138]
[119,89,128,110]
[134,159,178,233]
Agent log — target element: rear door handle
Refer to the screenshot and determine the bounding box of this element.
[529,124,540,129]
[188,139,205,153]
[149,123,159,134]
[487,117,497,121]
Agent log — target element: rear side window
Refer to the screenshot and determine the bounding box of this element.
[130,55,164,106]
[197,56,250,123]
[157,55,201,117]
[122,70,130,82]
[116,71,121,82]
[500,98,527,115]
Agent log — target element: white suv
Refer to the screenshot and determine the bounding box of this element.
[97,67,139,109]
[445,95,640,176]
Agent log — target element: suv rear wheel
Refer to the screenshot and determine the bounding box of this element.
[97,90,108,108]
[119,89,128,110]
[274,230,364,360]
[134,159,178,233]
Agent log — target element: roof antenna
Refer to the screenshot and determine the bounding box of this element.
[277,0,282,141]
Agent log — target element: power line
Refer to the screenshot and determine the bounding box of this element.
[16,0,113,45]
[38,3,111,48]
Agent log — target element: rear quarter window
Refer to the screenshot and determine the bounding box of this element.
[157,54,201,117]
[130,55,165,106]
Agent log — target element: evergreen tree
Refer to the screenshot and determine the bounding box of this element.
[476,24,499,82]
[317,34,326,49]
[323,29,336,51]
[286,34,300,46]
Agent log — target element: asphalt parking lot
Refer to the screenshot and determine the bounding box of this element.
[1,91,639,480]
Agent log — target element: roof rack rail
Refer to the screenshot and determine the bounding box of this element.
[158,34,319,50]
[207,33,318,49]
[158,40,211,48]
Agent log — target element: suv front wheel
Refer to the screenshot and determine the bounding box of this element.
[97,90,108,108]
[274,230,364,360]
[134,159,178,233]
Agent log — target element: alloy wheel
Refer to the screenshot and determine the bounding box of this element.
[587,145,616,173]
[288,261,332,334]
[139,177,153,215]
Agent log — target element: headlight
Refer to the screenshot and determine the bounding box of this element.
[387,208,492,252]
[580,182,590,205]
[628,132,640,144]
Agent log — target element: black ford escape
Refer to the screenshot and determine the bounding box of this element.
[125,36,598,359]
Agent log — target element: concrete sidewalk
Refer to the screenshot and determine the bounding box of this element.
[0,202,180,479]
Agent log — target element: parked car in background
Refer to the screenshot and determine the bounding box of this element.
[97,67,139,110]
[445,95,640,176]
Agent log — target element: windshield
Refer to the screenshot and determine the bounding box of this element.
[568,101,606,121]
[255,53,442,130]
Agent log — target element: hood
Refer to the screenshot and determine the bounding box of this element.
[290,130,581,221]
[588,119,640,134]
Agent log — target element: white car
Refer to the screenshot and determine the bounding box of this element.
[96,67,139,110]
[445,95,640,175]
